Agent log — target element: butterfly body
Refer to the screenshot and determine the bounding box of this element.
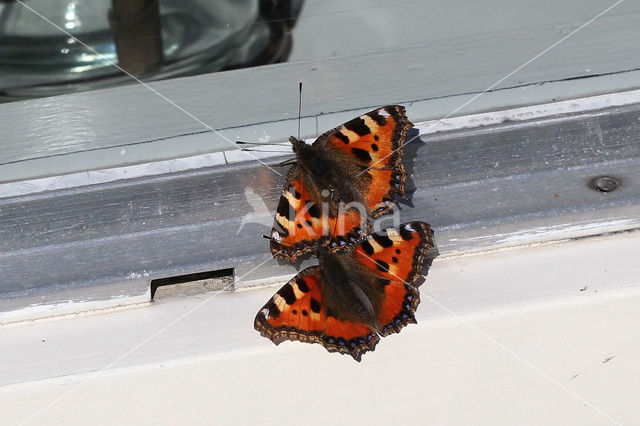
[256,221,434,361]
[316,246,384,329]
[288,136,362,207]
[271,106,413,262]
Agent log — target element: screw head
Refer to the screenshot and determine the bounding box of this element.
[590,176,619,193]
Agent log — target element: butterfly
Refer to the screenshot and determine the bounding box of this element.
[255,221,434,361]
[270,105,413,262]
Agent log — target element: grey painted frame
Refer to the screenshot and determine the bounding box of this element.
[1,6,640,322]
[1,95,640,322]
[1,11,640,182]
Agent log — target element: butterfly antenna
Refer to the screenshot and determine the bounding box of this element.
[241,148,291,153]
[269,158,297,167]
[297,81,303,140]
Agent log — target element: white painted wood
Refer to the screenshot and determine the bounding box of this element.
[291,0,640,61]
[3,88,639,198]
[2,95,639,321]
[1,231,639,425]
[1,11,640,182]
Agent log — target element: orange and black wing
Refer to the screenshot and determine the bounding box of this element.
[270,164,366,262]
[255,266,380,361]
[314,105,413,217]
[352,222,434,336]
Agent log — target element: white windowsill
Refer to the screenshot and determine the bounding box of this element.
[1,230,638,424]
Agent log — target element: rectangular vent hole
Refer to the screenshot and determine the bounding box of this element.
[151,268,234,300]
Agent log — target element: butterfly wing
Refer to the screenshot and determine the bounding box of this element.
[314,105,412,217]
[354,221,434,284]
[352,221,434,336]
[254,267,326,346]
[270,164,366,262]
[255,266,380,361]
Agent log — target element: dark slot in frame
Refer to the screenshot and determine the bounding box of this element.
[150,268,234,299]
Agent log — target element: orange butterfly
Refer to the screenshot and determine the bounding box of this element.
[270,105,413,262]
[255,222,434,361]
